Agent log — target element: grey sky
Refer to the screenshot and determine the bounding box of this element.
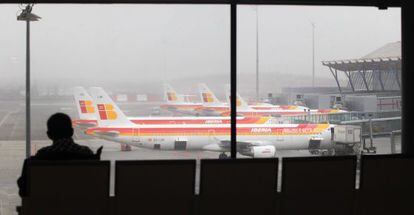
[0,4,400,95]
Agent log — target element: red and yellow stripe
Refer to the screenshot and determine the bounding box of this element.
[73,116,271,127]
[86,124,330,137]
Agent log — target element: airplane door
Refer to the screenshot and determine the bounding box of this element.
[174,137,187,150]
[208,129,216,142]
[309,138,321,150]
[133,128,141,144]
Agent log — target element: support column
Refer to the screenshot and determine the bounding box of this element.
[393,63,401,89]
[344,70,355,92]
[359,69,370,91]
[328,67,342,93]
[378,70,385,91]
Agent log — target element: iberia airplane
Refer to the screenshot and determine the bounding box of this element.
[195,83,229,116]
[159,84,203,115]
[247,101,309,111]
[222,90,346,117]
[194,84,344,117]
[197,83,311,112]
[85,87,335,158]
[72,87,273,129]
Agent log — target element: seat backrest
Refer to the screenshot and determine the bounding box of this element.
[28,160,110,197]
[360,154,414,192]
[200,158,278,195]
[115,160,196,197]
[282,156,356,193]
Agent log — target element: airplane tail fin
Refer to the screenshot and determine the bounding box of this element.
[73,86,96,120]
[198,83,221,105]
[89,87,135,127]
[225,87,252,111]
[164,84,185,103]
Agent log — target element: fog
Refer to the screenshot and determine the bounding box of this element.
[0,4,400,97]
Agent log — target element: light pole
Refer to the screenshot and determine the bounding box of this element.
[311,22,315,88]
[255,6,260,101]
[17,4,41,158]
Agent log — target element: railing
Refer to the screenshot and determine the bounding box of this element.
[285,110,401,125]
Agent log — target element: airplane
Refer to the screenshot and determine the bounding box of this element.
[85,87,336,158]
[193,84,344,117]
[247,101,309,111]
[72,86,100,129]
[199,83,311,111]
[72,87,274,129]
[222,89,346,117]
[195,83,229,116]
[159,84,203,115]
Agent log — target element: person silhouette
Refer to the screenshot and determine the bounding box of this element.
[17,113,103,197]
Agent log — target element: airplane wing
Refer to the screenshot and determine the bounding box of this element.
[202,139,272,152]
[74,121,97,128]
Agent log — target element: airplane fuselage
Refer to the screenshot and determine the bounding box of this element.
[73,116,272,128]
[86,123,334,152]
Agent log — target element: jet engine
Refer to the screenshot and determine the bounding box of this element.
[241,145,276,158]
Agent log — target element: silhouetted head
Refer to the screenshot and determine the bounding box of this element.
[47,113,74,141]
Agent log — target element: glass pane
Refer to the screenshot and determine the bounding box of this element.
[237,5,401,159]
[0,4,26,214]
[2,4,230,208]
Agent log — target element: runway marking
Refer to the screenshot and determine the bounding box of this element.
[9,113,21,140]
[0,111,13,128]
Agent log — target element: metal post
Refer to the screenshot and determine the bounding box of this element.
[230,2,237,159]
[255,6,259,101]
[17,4,40,158]
[26,20,31,158]
[369,117,373,149]
[390,131,396,154]
[361,122,365,150]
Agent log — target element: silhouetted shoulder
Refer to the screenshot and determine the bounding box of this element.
[76,143,94,155]
[35,146,53,157]
[34,139,95,160]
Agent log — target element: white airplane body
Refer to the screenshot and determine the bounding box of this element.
[160,84,202,115]
[72,87,273,129]
[86,87,335,158]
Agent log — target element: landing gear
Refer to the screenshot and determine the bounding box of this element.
[335,144,357,155]
[321,149,335,156]
[309,149,320,155]
[120,144,131,151]
[219,153,229,159]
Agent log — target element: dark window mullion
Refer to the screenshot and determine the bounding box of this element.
[230,1,237,158]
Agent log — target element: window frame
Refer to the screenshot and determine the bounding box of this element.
[2,0,406,157]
